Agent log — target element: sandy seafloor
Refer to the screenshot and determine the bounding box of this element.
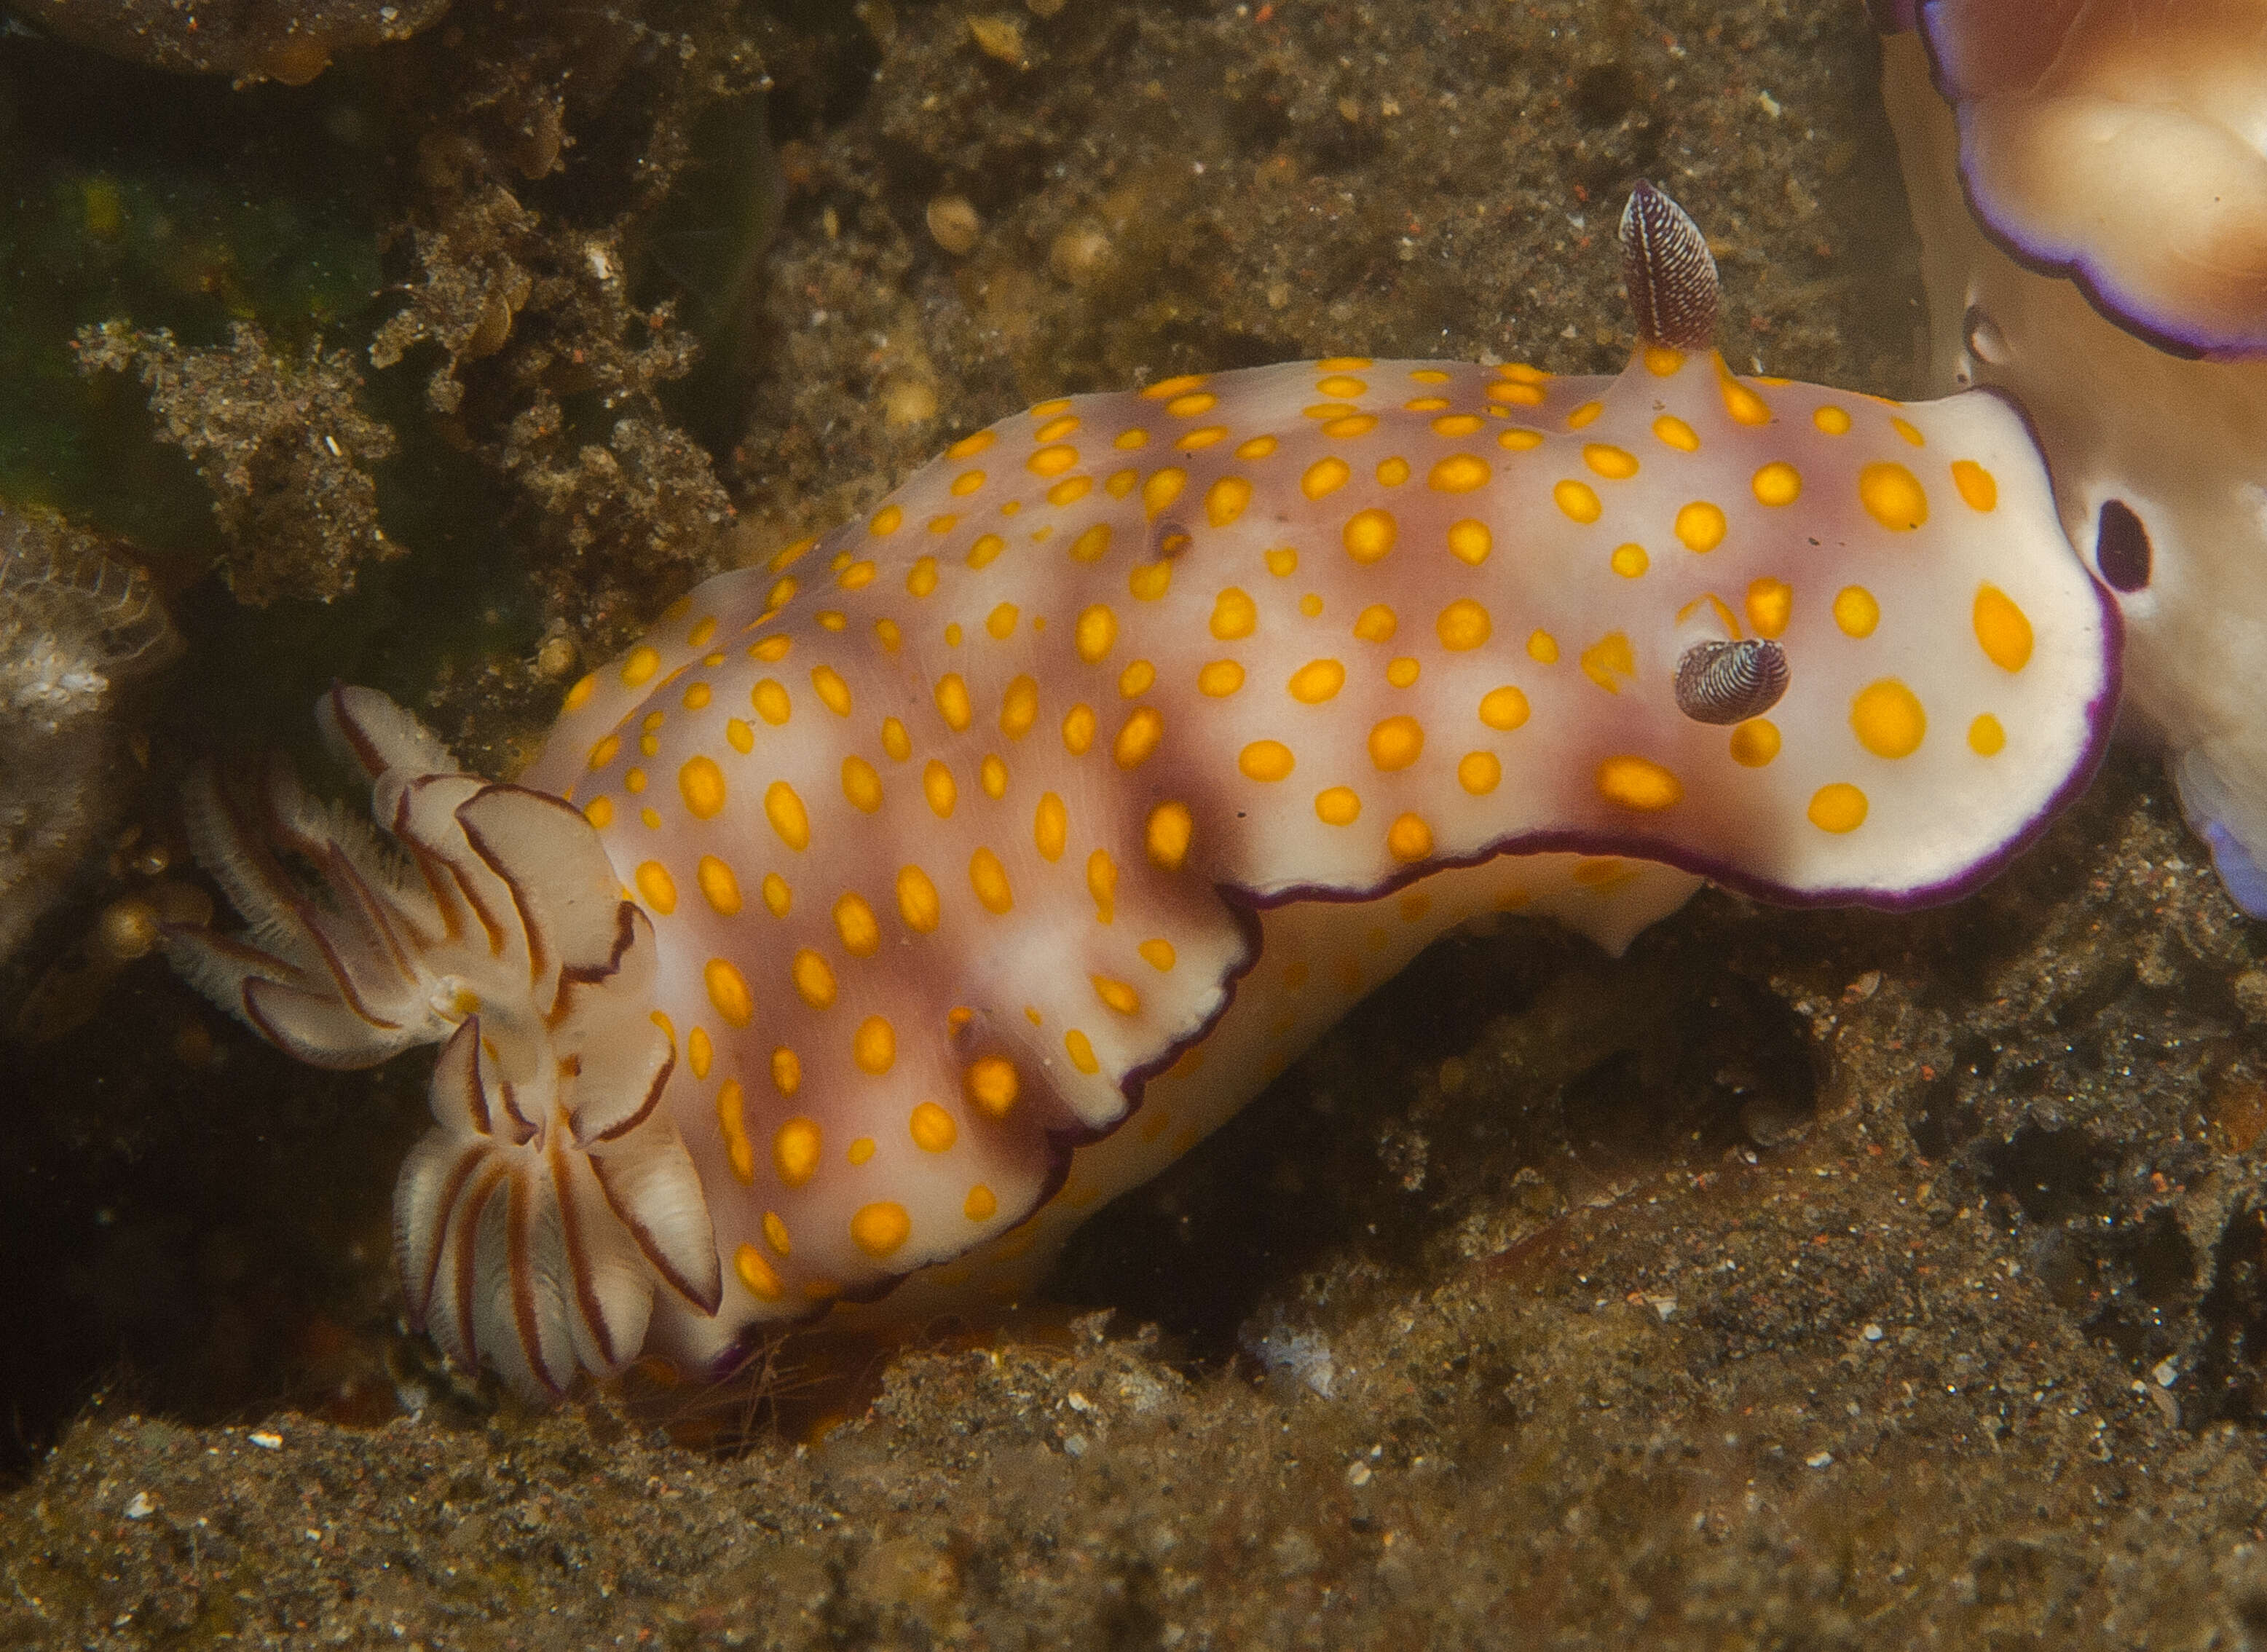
[9,1,2267,1645]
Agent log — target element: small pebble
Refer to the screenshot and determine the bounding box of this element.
[248,1429,283,1449]
[123,1491,154,1519]
[881,378,939,428]
[1346,1461,1371,1487]
[926,194,981,256]
[1861,1323,1884,1343]
[1805,1450,1833,1469]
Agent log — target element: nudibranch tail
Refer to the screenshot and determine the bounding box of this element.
[170,686,719,1396]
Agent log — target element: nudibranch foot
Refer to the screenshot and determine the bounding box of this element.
[173,185,2117,1399]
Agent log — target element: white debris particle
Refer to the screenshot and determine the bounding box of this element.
[123,1491,154,1519]
[248,1430,283,1450]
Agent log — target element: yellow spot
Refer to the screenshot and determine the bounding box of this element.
[635,861,678,914]
[1119,655,1156,694]
[910,1103,958,1153]
[688,1025,713,1080]
[1316,374,1368,398]
[1808,783,1869,833]
[1342,508,1397,564]
[839,561,877,590]
[1146,801,1193,870]
[1300,593,1325,617]
[1029,444,1079,478]
[1611,542,1649,578]
[1833,585,1880,638]
[1387,813,1434,861]
[1498,423,1545,446]
[589,733,622,770]
[965,1056,1020,1118]
[1584,443,1639,480]
[1436,598,1491,652]
[1973,585,2033,672]
[1386,657,1419,688]
[968,847,1014,914]
[1036,414,1080,441]
[1028,791,1068,862]
[1568,400,1604,430]
[1207,476,1253,526]
[1115,706,1164,768]
[772,1046,801,1097]
[1288,658,1347,704]
[1302,457,1351,499]
[1813,406,1851,435]
[734,1244,782,1301]
[1851,679,1927,759]
[993,676,1038,743]
[963,1184,999,1222]
[1674,501,1727,553]
[695,855,742,916]
[1070,604,1119,667]
[1142,467,1187,518]
[1136,939,1177,974]
[762,1212,790,1254]
[752,679,792,725]
[1951,459,1998,512]
[840,756,884,815]
[762,873,792,917]
[1129,561,1173,601]
[1226,434,1274,461]
[979,754,1007,799]
[1165,391,1218,418]
[1479,686,1530,730]
[1719,373,1771,425]
[1430,454,1491,493]
[1891,416,1925,447]
[1579,632,1636,693]
[1175,426,1226,451]
[1969,714,2006,756]
[1315,786,1362,826]
[876,717,911,764]
[626,767,649,794]
[1596,755,1684,812]
[907,558,939,598]
[985,602,1019,641]
[1644,344,1686,376]
[1376,456,1411,486]
[1240,739,1296,781]
[716,1081,753,1184]
[765,577,799,612]
[968,532,1007,568]
[1458,751,1502,794]
[853,1015,895,1075]
[705,957,754,1027]
[851,1202,911,1259]
[762,780,810,851]
[682,681,714,712]
[1446,519,1491,565]
[1057,1029,1098,1076]
[1652,414,1700,453]
[1354,604,1397,644]
[922,761,958,819]
[870,504,904,536]
[563,672,598,713]
[1752,462,1802,506]
[725,719,754,754]
[952,469,987,497]
[835,893,880,957]
[1199,660,1245,696]
[1553,479,1603,523]
[949,430,996,459]
[791,949,836,1009]
[1092,975,1141,1017]
[1858,462,1928,531]
[1733,580,1791,642]
[1528,631,1559,664]
[750,635,792,663]
[639,807,661,829]
[1730,718,1781,767]
[926,673,971,733]
[620,647,661,688]
[1063,704,1097,756]
[1087,849,1118,923]
[1067,523,1113,565]
[1369,715,1424,771]
[1211,588,1259,640]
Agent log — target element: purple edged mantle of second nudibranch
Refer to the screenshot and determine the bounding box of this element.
[163,186,2118,1401]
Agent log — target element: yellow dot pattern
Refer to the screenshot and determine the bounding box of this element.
[532,349,2105,1343]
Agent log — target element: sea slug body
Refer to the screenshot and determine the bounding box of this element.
[167,186,2117,1397]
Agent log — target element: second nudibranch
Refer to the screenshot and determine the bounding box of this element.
[168,186,2116,1398]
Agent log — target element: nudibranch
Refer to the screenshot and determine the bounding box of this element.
[167,186,2116,1398]
[1877,1,2267,912]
